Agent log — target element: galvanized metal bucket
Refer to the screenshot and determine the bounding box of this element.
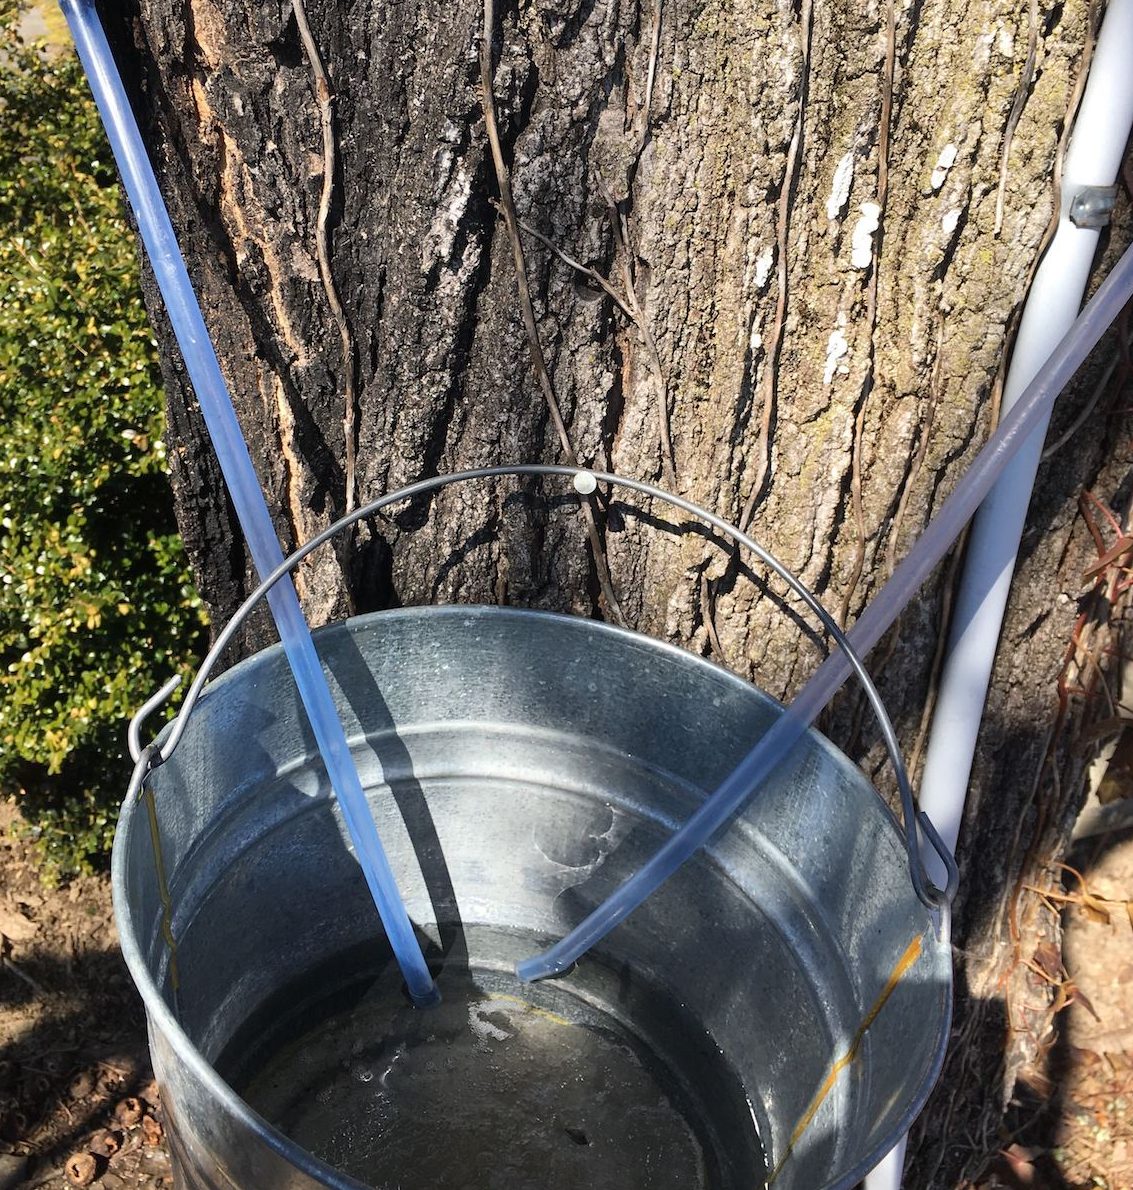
[115,467,954,1190]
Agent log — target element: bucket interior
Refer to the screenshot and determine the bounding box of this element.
[115,606,951,1189]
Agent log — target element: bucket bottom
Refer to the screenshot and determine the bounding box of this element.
[215,924,767,1189]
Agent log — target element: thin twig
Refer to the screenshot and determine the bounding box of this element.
[1042,320,1132,460]
[65,163,97,238]
[907,531,968,780]
[509,201,674,480]
[711,0,813,656]
[886,322,944,578]
[292,0,359,515]
[480,0,624,623]
[994,0,1039,237]
[847,321,944,758]
[838,0,895,628]
[598,178,676,487]
[990,0,1098,429]
[21,1168,66,1190]
[739,0,813,532]
[504,203,635,320]
[2,954,48,998]
[11,239,87,315]
[700,570,726,663]
[639,0,663,150]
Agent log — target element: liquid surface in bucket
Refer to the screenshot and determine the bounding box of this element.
[219,928,765,1189]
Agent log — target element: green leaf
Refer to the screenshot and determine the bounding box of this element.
[0,11,207,875]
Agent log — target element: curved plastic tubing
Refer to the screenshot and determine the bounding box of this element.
[866,2,1133,1185]
[59,0,437,1005]
[517,235,1133,983]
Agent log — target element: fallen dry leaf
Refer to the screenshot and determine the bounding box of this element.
[1033,941,1063,981]
[0,905,38,943]
[141,1113,163,1146]
[1064,980,1102,1022]
[1003,1143,1039,1180]
[1098,724,1133,803]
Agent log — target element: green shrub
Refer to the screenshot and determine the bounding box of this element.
[0,9,207,872]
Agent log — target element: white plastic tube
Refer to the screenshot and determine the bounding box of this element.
[866,0,1133,1184]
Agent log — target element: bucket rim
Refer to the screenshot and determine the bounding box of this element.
[113,604,953,1190]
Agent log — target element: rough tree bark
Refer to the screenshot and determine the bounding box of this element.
[103,0,1132,1183]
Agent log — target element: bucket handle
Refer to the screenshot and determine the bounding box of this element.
[128,464,958,909]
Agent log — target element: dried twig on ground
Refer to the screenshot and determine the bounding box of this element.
[2,952,48,998]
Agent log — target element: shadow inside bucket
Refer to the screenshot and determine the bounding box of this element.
[331,628,468,973]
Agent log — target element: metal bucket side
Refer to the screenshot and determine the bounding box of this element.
[113,606,952,1189]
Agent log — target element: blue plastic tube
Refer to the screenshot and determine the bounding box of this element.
[518,238,1133,982]
[60,0,437,1006]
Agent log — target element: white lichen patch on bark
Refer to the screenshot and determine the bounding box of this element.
[826,150,855,220]
[850,201,881,269]
[930,143,958,191]
[823,314,850,384]
[422,163,472,268]
[753,245,775,290]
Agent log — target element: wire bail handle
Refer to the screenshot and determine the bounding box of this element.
[128,465,959,910]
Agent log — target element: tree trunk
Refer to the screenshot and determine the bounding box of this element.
[102,0,1132,1182]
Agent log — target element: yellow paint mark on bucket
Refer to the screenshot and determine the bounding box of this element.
[140,784,180,994]
[769,934,924,1182]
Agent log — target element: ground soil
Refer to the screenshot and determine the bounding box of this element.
[0,795,1131,1189]
[0,802,168,1190]
[1031,828,1133,1190]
